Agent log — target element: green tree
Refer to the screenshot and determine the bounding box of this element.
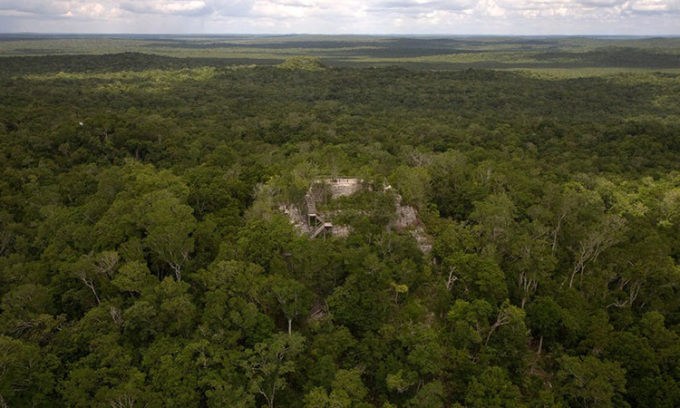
[267,274,313,335]
[139,189,196,281]
[464,366,525,408]
[243,332,305,408]
[0,335,58,407]
[556,355,627,408]
[444,252,508,304]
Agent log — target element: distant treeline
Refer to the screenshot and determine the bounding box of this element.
[2,35,680,70]
[0,52,280,75]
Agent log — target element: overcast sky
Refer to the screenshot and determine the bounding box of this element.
[0,0,678,35]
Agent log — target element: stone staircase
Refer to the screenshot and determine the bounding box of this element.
[306,194,332,238]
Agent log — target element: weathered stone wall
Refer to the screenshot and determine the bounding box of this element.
[324,178,364,199]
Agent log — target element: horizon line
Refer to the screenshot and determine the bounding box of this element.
[2,32,680,38]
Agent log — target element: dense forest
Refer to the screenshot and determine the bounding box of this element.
[2,37,680,407]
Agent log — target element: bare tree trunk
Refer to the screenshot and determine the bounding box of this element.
[109,306,124,329]
[446,267,458,291]
[569,241,593,289]
[569,215,625,289]
[109,394,138,408]
[518,270,537,308]
[264,390,275,408]
[169,262,182,281]
[78,271,101,305]
[486,309,511,345]
[551,212,566,253]
[288,319,292,336]
[568,265,581,289]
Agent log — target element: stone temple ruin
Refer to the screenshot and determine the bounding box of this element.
[279,177,431,252]
[304,178,364,238]
[278,178,364,238]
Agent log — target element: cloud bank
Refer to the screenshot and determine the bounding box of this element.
[0,0,678,34]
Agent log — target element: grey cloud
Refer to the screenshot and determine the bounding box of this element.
[1,0,679,34]
[376,0,474,9]
[434,0,477,10]
[624,0,680,13]
[118,0,215,16]
[267,0,315,7]
[207,0,254,17]
[576,0,626,7]
[0,0,73,15]
[494,0,571,11]
[367,0,476,15]
[376,1,438,8]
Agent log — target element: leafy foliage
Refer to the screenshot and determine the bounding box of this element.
[1,39,680,407]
